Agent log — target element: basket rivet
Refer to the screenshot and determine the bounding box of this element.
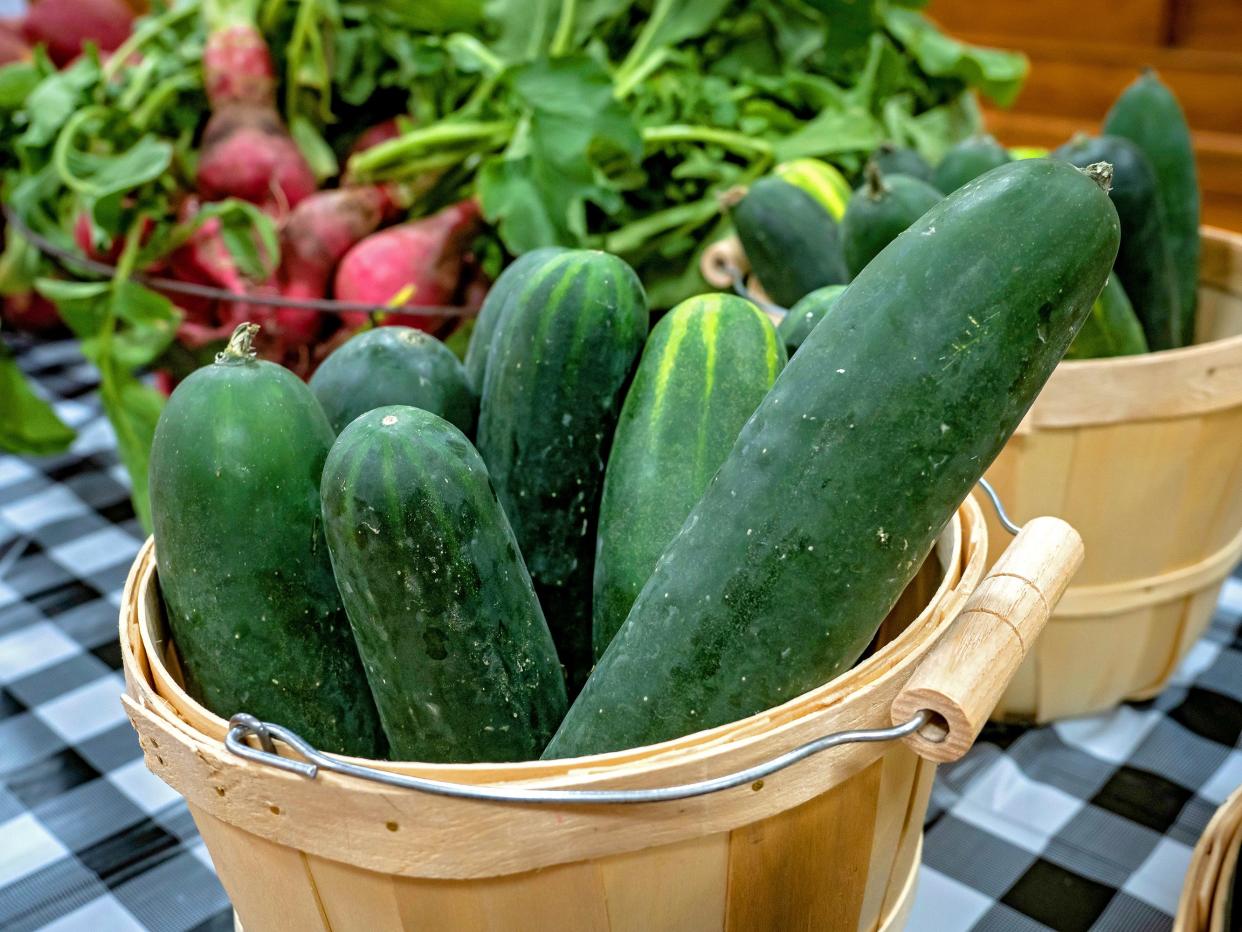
[385,821,399,832]
[215,786,226,797]
[751,780,764,792]
[269,805,281,815]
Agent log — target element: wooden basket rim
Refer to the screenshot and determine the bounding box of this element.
[122,497,984,784]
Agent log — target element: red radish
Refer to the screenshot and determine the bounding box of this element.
[23,0,132,68]
[197,105,316,213]
[273,185,402,344]
[2,291,61,331]
[349,119,403,158]
[73,211,157,264]
[197,0,314,213]
[0,20,29,64]
[334,199,481,332]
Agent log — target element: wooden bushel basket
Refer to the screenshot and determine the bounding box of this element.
[702,226,1242,724]
[120,497,1082,932]
[984,227,1242,721]
[1176,785,1242,931]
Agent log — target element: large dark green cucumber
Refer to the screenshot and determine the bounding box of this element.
[1104,69,1200,345]
[149,325,384,758]
[1054,134,1182,350]
[309,327,476,435]
[841,164,943,278]
[777,285,847,356]
[544,160,1120,759]
[729,177,849,306]
[932,135,1012,194]
[477,250,649,696]
[463,246,566,393]
[593,294,785,660]
[1066,275,1149,360]
[872,142,933,183]
[320,405,567,762]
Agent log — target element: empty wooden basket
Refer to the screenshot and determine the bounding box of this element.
[986,228,1242,721]
[120,497,1082,932]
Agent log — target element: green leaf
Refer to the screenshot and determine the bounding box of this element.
[35,279,111,344]
[482,56,641,251]
[372,0,486,32]
[802,0,878,58]
[773,107,885,161]
[0,348,76,456]
[192,201,281,281]
[883,8,1028,107]
[485,0,559,62]
[0,62,42,110]
[289,115,340,182]
[19,56,100,148]
[99,374,163,534]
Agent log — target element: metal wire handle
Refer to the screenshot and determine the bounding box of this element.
[221,480,1022,802]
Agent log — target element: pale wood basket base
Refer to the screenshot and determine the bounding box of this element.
[988,228,1242,723]
[1176,785,1242,931]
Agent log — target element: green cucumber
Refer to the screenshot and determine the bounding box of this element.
[477,250,649,695]
[1054,134,1182,350]
[777,285,847,356]
[841,164,943,278]
[309,327,476,435]
[932,135,1012,194]
[729,177,849,307]
[1104,69,1200,345]
[1066,275,1149,360]
[463,246,566,393]
[593,294,785,659]
[872,143,933,183]
[149,325,384,758]
[320,406,567,762]
[544,160,1120,759]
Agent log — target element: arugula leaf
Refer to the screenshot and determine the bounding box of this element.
[802,0,878,58]
[882,8,1028,107]
[100,375,163,533]
[481,55,641,250]
[0,346,76,456]
[0,63,42,111]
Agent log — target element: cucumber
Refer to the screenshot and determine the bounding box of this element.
[593,294,785,659]
[1054,134,1182,350]
[477,250,649,695]
[1104,69,1200,345]
[777,285,848,356]
[309,327,476,435]
[149,325,384,758]
[774,158,852,220]
[544,160,1120,759]
[728,177,849,307]
[1066,275,1149,360]
[872,143,933,183]
[463,246,566,393]
[932,135,1012,194]
[320,406,567,762]
[841,164,943,278]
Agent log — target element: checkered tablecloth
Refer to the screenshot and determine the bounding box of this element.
[1,337,1239,931]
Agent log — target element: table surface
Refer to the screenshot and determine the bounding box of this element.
[1,337,1239,932]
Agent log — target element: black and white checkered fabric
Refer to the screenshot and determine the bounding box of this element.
[1,337,1238,931]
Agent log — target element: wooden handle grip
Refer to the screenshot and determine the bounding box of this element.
[891,516,1084,763]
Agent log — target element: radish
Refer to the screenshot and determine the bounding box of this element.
[334,199,482,332]
[197,0,314,212]
[2,292,61,332]
[274,185,402,343]
[23,0,132,68]
[197,105,317,211]
[349,119,403,158]
[0,19,29,64]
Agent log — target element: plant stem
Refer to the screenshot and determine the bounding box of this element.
[642,125,773,160]
[103,1,200,83]
[615,0,672,90]
[348,121,513,178]
[614,48,668,99]
[446,33,505,76]
[550,0,577,56]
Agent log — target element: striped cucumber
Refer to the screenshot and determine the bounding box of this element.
[593,294,785,658]
[545,160,1120,758]
[321,406,567,762]
[774,158,852,220]
[477,250,649,695]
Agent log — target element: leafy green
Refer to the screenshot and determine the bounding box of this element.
[0,343,76,456]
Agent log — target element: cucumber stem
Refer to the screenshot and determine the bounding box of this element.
[218,323,260,363]
[1082,161,1113,193]
[864,160,888,200]
[717,185,747,211]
